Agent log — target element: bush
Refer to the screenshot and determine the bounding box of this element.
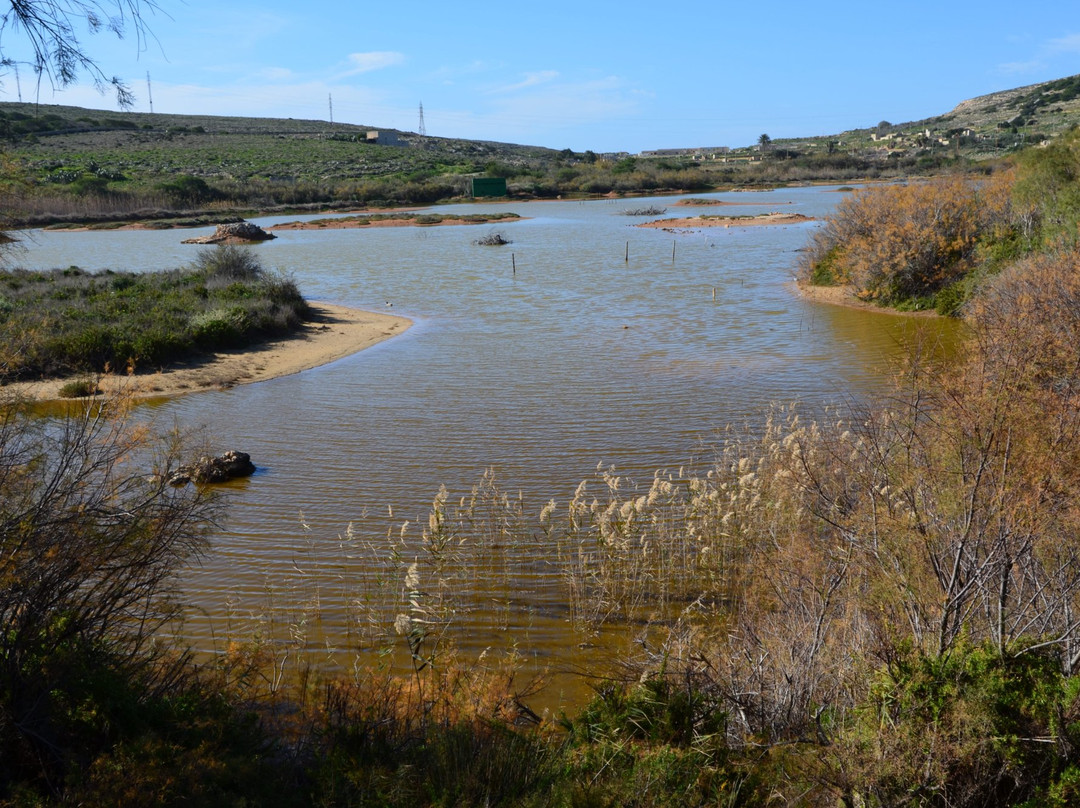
[836,644,1080,808]
[58,378,100,398]
[0,397,220,797]
[191,306,249,347]
[801,172,1018,305]
[191,244,265,285]
[0,255,311,380]
[157,175,223,206]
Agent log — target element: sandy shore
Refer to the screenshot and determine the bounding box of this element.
[638,212,814,229]
[2,302,411,403]
[794,281,940,317]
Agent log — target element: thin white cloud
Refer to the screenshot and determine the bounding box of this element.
[999,60,1044,76]
[257,67,295,81]
[493,70,559,94]
[186,11,293,52]
[430,74,643,146]
[338,51,406,77]
[1048,33,1080,54]
[997,31,1080,76]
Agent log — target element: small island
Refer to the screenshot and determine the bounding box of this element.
[672,197,793,207]
[269,211,523,231]
[0,245,410,402]
[637,211,814,229]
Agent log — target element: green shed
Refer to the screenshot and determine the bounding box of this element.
[471,177,507,198]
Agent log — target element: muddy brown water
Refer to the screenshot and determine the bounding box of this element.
[18,188,961,709]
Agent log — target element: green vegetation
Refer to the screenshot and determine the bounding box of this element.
[57,377,100,397]
[0,245,310,380]
[5,76,1080,228]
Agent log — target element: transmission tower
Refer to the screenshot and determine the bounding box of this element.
[418,101,426,136]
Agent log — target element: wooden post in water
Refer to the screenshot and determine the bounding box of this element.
[712,286,716,301]
[512,253,516,274]
[672,240,676,262]
[625,241,629,263]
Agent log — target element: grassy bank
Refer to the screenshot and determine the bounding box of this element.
[0,245,310,385]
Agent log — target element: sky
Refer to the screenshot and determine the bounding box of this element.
[2,0,1079,154]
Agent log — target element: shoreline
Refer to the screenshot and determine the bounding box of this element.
[793,281,941,317]
[1,302,412,403]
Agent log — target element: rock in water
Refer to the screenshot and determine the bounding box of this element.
[169,450,256,485]
[182,221,276,244]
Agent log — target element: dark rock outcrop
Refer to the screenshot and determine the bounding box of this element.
[168,450,256,485]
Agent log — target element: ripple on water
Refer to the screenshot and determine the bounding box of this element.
[18,190,962,708]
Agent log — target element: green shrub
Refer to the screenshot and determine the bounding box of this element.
[58,378,100,398]
[192,244,264,285]
[837,644,1080,808]
[69,174,111,196]
[157,174,223,206]
[191,307,248,347]
[0,257,311,380]
[934,280,967,315]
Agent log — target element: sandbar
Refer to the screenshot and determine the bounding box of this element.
[673,198,794,207]
[269,213,521,231]
[1,302,411,403]
[638,212,814,229]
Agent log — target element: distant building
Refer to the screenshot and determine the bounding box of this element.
[471,177,507,197]
[364,130,405,146]
[640,146,730,158]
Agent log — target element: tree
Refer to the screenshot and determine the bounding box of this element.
[0,0,163,107]
[800,173,1018,304]
[0,393,219,786]
[758,133,772,151]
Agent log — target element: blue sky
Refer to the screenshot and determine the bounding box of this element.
[3,0,1080,153]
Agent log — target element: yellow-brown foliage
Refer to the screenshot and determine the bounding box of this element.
[631,248,1080,783]
[803,172,1017,304]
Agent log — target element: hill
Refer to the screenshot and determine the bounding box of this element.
[0,101,564,187]
[1,74,1079,224]
[743,74,1080,166]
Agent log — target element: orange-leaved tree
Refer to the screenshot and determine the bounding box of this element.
[802,172,1016,307]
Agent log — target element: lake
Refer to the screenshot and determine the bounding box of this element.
[17,187,959,703]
